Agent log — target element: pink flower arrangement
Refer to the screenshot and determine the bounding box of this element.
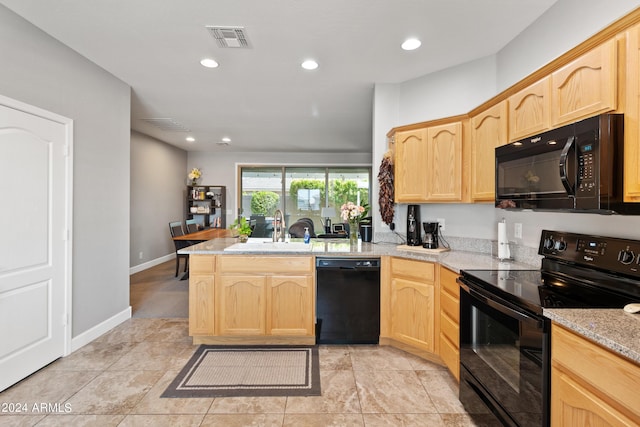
[340,202,366,223]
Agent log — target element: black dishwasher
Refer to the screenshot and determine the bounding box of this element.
[315,258,380,344]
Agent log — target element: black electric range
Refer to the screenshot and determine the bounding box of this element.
[461,229,640,315]
[458,230,640,427]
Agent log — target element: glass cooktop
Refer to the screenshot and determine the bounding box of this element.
[460,267,637,316]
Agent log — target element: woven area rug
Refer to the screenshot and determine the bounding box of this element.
[162,345,321,397]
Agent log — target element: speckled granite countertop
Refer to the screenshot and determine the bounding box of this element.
[179,238,537,273]
[544,309,640,364]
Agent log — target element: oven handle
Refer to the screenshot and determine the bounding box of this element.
[460,282,543,329]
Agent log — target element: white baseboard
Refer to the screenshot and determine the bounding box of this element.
[129,253,175,275]
[70,306,132,352]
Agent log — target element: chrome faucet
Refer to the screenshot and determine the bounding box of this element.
[272,209,285,242]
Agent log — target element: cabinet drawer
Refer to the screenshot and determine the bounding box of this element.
[552,323,640,419]
[440,311,459,347]
[440,267,459,298]
[190,255,216,274]
[390,257,435,283]
[440,289,459,322]
[219,256,313,273]
[440,333,459,381]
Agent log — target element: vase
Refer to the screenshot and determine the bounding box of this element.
[239,234,249,243]
[349,221,359,244]
[191,180,198,187]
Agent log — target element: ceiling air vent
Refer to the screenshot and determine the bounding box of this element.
[206,26,251,48]
[140,118,190,132]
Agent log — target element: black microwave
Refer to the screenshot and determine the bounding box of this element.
[495,113,639,214]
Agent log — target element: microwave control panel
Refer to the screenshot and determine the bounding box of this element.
[577,142,597,195]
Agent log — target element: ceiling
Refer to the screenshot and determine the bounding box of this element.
[1,0,558,153]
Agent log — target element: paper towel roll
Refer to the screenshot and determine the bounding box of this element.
[498,221,511,260]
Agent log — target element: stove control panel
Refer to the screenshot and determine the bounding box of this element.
[539,230,640,277]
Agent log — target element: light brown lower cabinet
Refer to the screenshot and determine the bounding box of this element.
[438,265,460,381]
[189,255,315,344]
[389,257,437,352]
[551,323,640,426]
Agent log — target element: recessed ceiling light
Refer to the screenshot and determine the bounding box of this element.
[221,137,231,143]
[301,60,318,70]
[186,136,195,142]
[200,58,219,68]
[401,38,421,51]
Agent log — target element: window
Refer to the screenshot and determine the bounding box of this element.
[239,166,371,237]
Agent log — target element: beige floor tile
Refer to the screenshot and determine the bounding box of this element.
[318,345,352,370]
[286,370,361,414]
[0,415,47,426]
[440,413,503,426]
[107,341,197,371]
[117,414,205,426]
[208,396,286,414]
[47,341,137,371]
[284,413,365,426]
[130,371,213,414]
[0,369,100,407]
[354,370,437,414]
[144,319,191,343]
[94,318,165,344]
[349,345,415,370]
[64,370,164,415]
[416,370,466,413]
[363,413,445,426]
[200,413,284,426]
[35,414,125,426]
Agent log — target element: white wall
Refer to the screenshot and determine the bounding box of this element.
[497,0,640,90]
[0,5,131,336]
[372,0,640,249]
[130,131,187,268]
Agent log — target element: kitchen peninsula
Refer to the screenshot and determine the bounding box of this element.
[180,237,640,383]
[179,237,532,377]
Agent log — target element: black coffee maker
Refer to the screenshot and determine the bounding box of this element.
[422,222,439,249]
[407,205,421,246]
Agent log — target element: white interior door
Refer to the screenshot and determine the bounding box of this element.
[0,97,71,392]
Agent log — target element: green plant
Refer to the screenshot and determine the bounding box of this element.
[229,217,252,236]
[250,191,280,216]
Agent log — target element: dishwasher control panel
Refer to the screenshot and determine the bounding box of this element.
[316,258,380,268]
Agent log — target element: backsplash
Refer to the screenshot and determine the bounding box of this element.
[374,231,541,268]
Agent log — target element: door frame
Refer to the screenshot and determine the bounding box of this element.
[1,93,73,357]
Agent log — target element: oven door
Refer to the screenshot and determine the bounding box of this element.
[459,279,550,427]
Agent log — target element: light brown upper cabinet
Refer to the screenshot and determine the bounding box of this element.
[625,23,640,201]
[508,77,551,141]
[394,128,429,202]
[550,38,617,127]
[426,122,463,201]
[470,102,508,201]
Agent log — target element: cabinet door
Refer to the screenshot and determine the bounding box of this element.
[551,38,617,126]
[625,24,640,200]
[217,275,266,335]
[426,122,462,201]
[470,103,507,201]
[189,255,215,336]
[551,367,636,427]
[508,77,551,141]
[267,275,314,336]
[394,128,428,202]
[390,277,435,352]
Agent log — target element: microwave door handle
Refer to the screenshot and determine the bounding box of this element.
[559,136,576,195]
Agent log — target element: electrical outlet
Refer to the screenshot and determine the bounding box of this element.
[514,223,523,239]
[436,218,445,232]
[139,251,143,260]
